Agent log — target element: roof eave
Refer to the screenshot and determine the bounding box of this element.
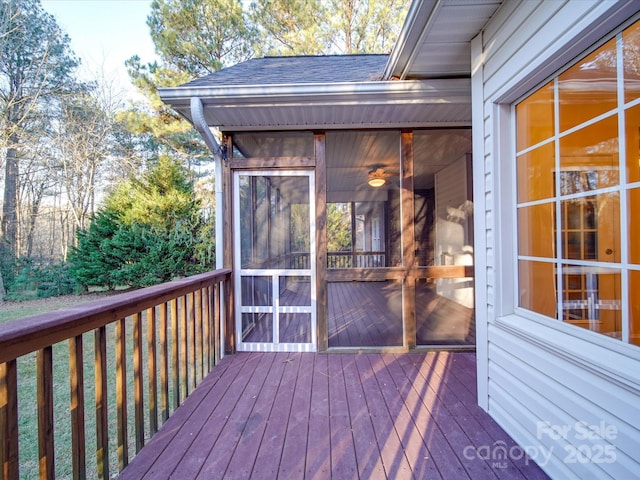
[383,0,440,80]
[160,78,471,130]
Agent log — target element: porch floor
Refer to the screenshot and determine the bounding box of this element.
[119,352,549,479]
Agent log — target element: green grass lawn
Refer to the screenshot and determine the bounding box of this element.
[1,294,181,479]
[0,293,111,324]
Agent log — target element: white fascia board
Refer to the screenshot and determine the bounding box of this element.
[383,0,437,80]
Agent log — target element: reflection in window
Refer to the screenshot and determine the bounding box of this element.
[515,19,639,346]
[562,265,621,338]
[558,37,617,133]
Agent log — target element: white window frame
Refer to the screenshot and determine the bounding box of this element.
[511,18,640,347]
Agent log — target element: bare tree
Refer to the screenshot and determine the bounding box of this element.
[0,0,79,259]
[48,91,113,254]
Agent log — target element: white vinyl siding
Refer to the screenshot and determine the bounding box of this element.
[473,0,640,478]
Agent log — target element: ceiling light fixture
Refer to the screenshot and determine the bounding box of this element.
[368,176,386,187]
[368,168,389,187]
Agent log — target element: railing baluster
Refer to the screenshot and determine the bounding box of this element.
[203,286,211,374]
[170,298,179,410]
[188,292,196,393]
[147,307,158,435]
[37,346,54,480]
[159,303,169,423]
[214,283,221,365]
[1,360,19,480]
[115,318,128,469]
[94,327,108,480]
[133,313,144,453]
[196,289,204,382]
[180,296,188,402]
[69,335,86,480]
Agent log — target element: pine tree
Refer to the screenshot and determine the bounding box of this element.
[68,157,214,289]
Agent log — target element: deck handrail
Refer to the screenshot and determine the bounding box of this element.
[0,268,232,480]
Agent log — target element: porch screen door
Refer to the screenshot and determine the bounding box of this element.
[233,170,316,352]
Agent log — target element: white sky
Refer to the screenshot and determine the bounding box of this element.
[41,0,158,101]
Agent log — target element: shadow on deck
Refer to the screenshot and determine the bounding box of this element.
[119,352,549,479]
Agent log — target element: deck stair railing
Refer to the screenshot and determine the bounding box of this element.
[0,269,231,480]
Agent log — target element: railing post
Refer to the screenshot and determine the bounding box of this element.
[0,360,19,480]
[170,298,180,410]
[94,326,108,480]
[133,313,145,453]
[188,292,196,393]
[196,289,204,382]
[116,318,129,470]
[159,303,169,423]
[147,307,159,435]
[37,346,55,480]
[203,286,212,371]
[69,335,86,480]
[214,283,221,364]
[180,295,188,401]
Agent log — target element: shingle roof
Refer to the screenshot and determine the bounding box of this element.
[181,54,390,87]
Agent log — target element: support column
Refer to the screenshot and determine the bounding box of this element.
[315,133,328,351]
[401,131,417,350]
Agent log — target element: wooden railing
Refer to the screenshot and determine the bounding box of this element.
[0,269,231,480]
[327,251,386,268]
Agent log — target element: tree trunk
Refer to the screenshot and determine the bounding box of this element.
[2,135,19,257]
[0,271,5,302]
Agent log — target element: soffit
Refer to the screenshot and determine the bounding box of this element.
[160,79,472,131]
[384,0,503,80]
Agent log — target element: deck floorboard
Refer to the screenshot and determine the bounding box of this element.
[119,352,550,480]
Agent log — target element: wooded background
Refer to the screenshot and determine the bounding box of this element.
[0,0,408,299]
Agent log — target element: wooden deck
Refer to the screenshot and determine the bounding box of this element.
[119,352,549,479]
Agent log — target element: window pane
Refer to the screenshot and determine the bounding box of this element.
[625,104,640,184]
[561,193,620,263]
[518,202,555,258]
[558,38,617,133]
[519,260,556,318]
[562,265,621,339]
[630,188,640,264]
[516,81,555,151]
[517,142,556,202]
[559,116,619,195]
[623,21,640,104]
[630,270,640,346]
